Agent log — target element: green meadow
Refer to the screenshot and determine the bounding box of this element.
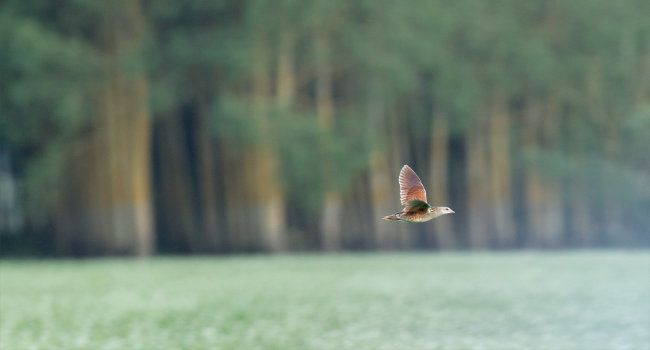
[1,252,649,350]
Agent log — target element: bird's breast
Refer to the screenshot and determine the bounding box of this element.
[400,212,435,223]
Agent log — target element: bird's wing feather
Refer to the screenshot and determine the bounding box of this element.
[407,199,430,210]
[399,165,427,205]
[404,199,430,214]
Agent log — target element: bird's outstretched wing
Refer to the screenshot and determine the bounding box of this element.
[399,165,427,206]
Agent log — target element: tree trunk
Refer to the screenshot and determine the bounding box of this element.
[194,104,222,251]
[390,108,415,249]
[569,180,596,247]
[466,116,491,249]
[429,111,455,249]
[243,36,289,252]
[367,87,394,250]
[276,30,296,108]
[154,113,199,252]
[315,34,343,251]
[486,96,516,248]
[369,150,397,250]
[220,141,250,251]
[522,98,563,248]
[341,172,374,250]
[57,0,153,256]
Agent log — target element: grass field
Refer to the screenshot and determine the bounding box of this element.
[1,252,649,350]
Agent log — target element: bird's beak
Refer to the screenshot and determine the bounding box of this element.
[450,209,455,213]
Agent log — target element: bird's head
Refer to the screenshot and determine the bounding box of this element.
[441,207,455,214]
[428,206,455,216]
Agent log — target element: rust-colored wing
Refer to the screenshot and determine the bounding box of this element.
[399,165,427,205]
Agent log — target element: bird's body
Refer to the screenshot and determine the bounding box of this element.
[382,165,454,223]
[383,206,451,223]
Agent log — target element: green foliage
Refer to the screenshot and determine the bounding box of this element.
[0,13,95,146]
[276,110,326,212]
[209,93,262,146]
[21,141,67,225]
[147,0,247,113]
[622,106,650,170]
[0,5,98,225]
[327,113,373,191]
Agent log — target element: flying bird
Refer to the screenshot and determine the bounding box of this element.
[382,165,454,222]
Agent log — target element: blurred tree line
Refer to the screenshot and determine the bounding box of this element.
[1,0,649,256]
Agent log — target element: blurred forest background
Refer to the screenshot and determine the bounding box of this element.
[1,0,649,256]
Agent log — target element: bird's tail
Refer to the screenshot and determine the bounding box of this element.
[382,213,401,221]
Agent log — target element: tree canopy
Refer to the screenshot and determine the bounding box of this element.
[1,0,649,255]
